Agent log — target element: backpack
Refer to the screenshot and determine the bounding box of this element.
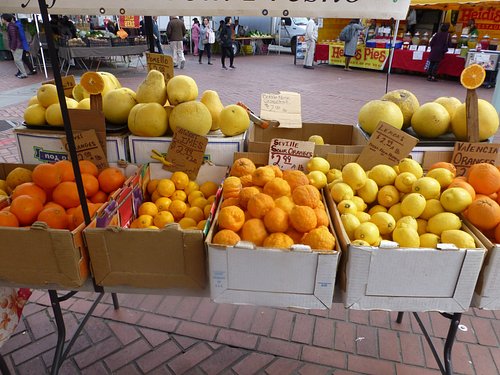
[339,24,354,42]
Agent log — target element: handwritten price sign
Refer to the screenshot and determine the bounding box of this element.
[165,127,208,180]
[452,142,500,176]
[268,138,315,171]
[260,91,302,128]
[146,53,174,84]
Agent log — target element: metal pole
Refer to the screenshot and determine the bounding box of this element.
[385,19,400,94]
[33,14,48,78]
[492,72,500,112]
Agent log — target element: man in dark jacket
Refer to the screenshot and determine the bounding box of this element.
[427,23,450,82]
[1,14,27,78]
[167,16,186,68]
[219,16,235,70]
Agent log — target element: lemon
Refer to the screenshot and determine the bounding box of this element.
[178,217,197,229]
[370,212,396,234]
[427,212,461,235]
[341,213,361,240]
[412,177,441,200]
[151,191,161,203]
[420,199,444,220]
[354,222,380,245]
[351,196,367,212]
[396,216,418,231]
[393,165,400,174]
[400,193,426,218]
[326,169,342,183]
[185,206,205,222]
[155,197,172,212]
[330,182,354,203]
[0,189,7,197]
[171,190,187,202]
[308,170,328,189]
[199,181,218,198]
[307,157,330,174]
[440,187,472,213]
[426,168,454,189]
[441,229,475,248]
[184,181,199,195]
[338,200,358,215]
[139,202,159,217]
[395,172,417,193]
[388,203,403,222]
[153,211,175,227]
[352,239,371,246]
[0,180,8,193]
[377,185,400,208]
[420,233,440,248]
[373,236,383,246]
[171,171,190,190]
[342,163,367,190]
[357,178,378,204]
[157,179,176,197]
[308,135,325,145]
[169,200,187,220]
[136,214,154,228]
[398,158,423,178]
[147,179,160,195]
[416,219,428,236]
[355,211,371,223]
[368,165,397,187]
[393,227,420,247]
[368,205,387,215]
[188,190,205,205]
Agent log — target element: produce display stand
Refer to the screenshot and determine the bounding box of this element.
[0,1,489,375]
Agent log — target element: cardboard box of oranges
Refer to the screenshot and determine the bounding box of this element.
[84,163,227,290]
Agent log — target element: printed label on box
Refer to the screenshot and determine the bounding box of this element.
[268,138,315,171]
[452,142,500,176]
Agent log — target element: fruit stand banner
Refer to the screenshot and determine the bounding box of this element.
[2,0,411,19]
[118,16,140,29]
[328,44,390,70]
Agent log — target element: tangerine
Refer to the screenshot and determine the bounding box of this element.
[37,206,69,229]
[11,182,47,204]
[282,170,309,191]
[10,195,43,226]
[230,158,256,177]
[239,186,260,209]
[289,205,317,233]
[82,173,99,197]
[32,163,61,190]
[98,167,126,193]
[53,181,82,209]
[240,218,268,246]
[247,193,275,219]
[213,229,241,246]
[252,166,275,187]
[79,160,99,177]
[0,211,19,227]
[263,233,294,249]
[292,184,321,208]
[263,178,291,199]
[90,190,108,204]
[54,160,75,182]
[218,205,245,232]
[263,207,289,233]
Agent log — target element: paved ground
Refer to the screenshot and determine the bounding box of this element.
[0,51,498,375]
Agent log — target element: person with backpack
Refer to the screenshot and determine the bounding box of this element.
[341,19,364,71]
[1,14,27,78]
[303,17,318,69]
[15,16,36,75]
[219,16,235,70]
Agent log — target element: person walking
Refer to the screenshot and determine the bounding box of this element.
[152,16,163,54]
[427,23,451,82]
[343,19,364,71]
[191,18,200,56]
[1,14,27,79]
[303,17,318,69]
[219,16,235,70]
[15,17,36,75]
[167,16,186,69]
[198,18,213,65]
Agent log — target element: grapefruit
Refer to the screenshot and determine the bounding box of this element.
[358,100,404,134]
[411,102,450,138]
[451,99,499,141]
[381,89,419,129]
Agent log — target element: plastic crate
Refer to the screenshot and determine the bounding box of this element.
[88,37,111,47]
[111,38,129,47]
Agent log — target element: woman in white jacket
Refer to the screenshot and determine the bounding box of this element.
[198,18,213,65]
[303,17,318,70]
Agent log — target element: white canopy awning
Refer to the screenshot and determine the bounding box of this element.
[0,0,411,20]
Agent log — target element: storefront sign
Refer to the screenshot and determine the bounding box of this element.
[329,44,389,71]
[458,7,500,32]
[119,16,140,29]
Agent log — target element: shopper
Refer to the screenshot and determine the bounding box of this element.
[462,19,478,37]
[152,16,163,54]
[191,18,200,56]
[303,17,318,69]
[219,16,235,70]
[1,14,27,79]
[427,23,451,82]
[167,16,187,69]
[343,19,364,71]
[15,17,36,75]
[406,8,417,36]
[198,18,213,65]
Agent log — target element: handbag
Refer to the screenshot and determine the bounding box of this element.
[208,29,215,44]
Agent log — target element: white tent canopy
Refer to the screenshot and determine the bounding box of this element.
[1,0,411,20]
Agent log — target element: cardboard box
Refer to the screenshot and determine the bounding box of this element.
[466,222,500,309]
[84,163,228,290]
[0,163,89,289]
[128,130,247,167]
[324,154,486,311]
[15,127,129,164]
[247,123,368,157]
[206,152,340,309]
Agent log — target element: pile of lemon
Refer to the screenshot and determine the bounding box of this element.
[130,171,218,230]
[330,158,475,249]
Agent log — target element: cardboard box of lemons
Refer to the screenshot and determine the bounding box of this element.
[169,101,212,136]
[128,103,168,137]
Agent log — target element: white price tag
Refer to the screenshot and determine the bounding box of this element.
[268,138,315,171]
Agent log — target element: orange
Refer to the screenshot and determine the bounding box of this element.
[302,226,336,251]
[292,184,321,208]
[240,218,268,246]
[230,158,256,177]
[263,207,289,233]
[239,174,253,187]
[218,205,245,232]
[247,193,275,219]
[289,205,317,233]
[82,173,99,197]
[43,202,65,211]
[315,207,329,227]
[271,165,283,179]
[467,197,500,231]
[222,176,242,199]
[178,217,197,229]
[53,181,82,209]
[199,181,218,198]
[239,186,260,210]
[213,229,241,246]
[11,182,47,204]
[32,163,62,190]
[169,200,187,220]
[275,196,295,214]
[147,179,160,195]
[282,170,309,191]
[263,233,294,249]
[185,206,205,223]
[0,211,19,227]
[263,178,291,199]
[79,160,99,177]
[90,190,108,204]
[98,167,126,193]
[71,203,100,229]
[80,71,105,94]
[54,160,75,182]
[460,64,486,90]
[37,206,69,229]
[285,227,304,244]
[10,195,44,226]
[467,163,500,195]
[221,197,240,208]
[155,197,172,212]
[252,166,275,187]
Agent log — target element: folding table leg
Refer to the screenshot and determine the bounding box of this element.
[0,353,11,375]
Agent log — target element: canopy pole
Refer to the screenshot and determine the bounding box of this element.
[385,18,400,94]
[492,72,500,113]
[33,14,48,78]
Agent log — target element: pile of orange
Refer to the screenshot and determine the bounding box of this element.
[0,160,126,230]
[212,158,336,251]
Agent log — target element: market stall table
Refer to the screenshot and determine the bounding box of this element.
[235,36,275,55]
[391,49,465,77]
[58,45,148,74]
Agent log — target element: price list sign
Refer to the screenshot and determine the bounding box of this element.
[357,122,418,170]
[268,138,315,171]
[165,127,208,180]
[43,75,76,98]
